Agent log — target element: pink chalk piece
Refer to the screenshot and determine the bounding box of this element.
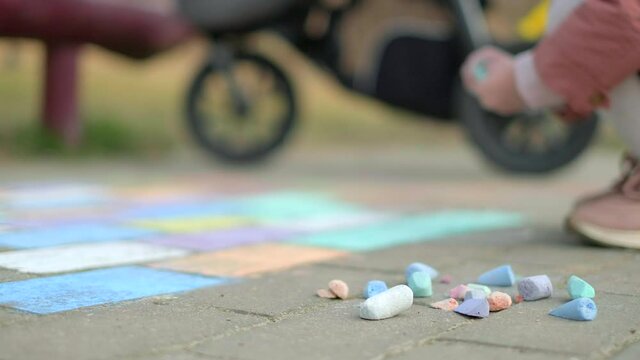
[440,274,453,284]
[429,298,459,311]
[487,291,512,312]
[514,295,524,304]
[317,289,337,299]
[328,280,349,299]
[449,284,470,300]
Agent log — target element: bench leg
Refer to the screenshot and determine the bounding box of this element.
[43,42,82,146]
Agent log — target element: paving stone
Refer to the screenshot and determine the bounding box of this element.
[613,339,640,360]
[393,340,577,360]
[192,300,472,360]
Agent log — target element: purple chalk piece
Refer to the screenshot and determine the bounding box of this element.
[364,280,388,299]
[454,298,490,318]
[477,264,515,287]
[549,298,598,321]
[405,262,439,280]
[143,227,297,251]
[518,275,553,301]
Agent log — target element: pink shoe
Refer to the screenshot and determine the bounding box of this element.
[568,154,640,248]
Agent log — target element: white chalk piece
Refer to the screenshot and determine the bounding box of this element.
[567,275,595,299]
[464,289,487,300]
[549,298,597,321]
[518,275,553,301]
[477,264,515,287]
[359,285,413,320]
[405,262,439,280]
[454,298,490,318]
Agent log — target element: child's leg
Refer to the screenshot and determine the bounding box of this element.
[606,77,640,158]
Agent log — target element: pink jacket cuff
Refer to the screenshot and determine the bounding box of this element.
[514,51,565,110]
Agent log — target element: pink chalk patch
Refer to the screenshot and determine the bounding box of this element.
[429,298,459,311]
[449,284,470,300]
[514,295,524,304]
[440,274,453,284]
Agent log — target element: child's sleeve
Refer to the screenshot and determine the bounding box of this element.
[531,0,640,119]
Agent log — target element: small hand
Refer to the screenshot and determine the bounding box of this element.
[461,46,526,116]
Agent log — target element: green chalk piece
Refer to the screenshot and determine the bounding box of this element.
[474,61,489,82]
[408,271,432,298]
[467,283,491,296]
[567,275,595,299]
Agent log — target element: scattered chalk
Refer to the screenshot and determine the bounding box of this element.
[405,262,439,280]
[549,298,597,321]
[408,271,433,298]
[449,284,470,300]
[364,280,388,299]
[360,285,414,320]
[477,264,515,287]
[430,298,459,311]
[454,298,490,318]
[328,280,349,299]
[467,283,491,296]
[316,289,337,299]
[567,275,595,300]
[518,275,553,301]
[488,291,512,312]
[464,289,487,300]
[514,294,524,304]
[440,274,453,284]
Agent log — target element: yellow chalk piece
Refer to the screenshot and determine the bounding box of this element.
[150,243,347,277]
[517,0,551,41]
[132,217,251,233]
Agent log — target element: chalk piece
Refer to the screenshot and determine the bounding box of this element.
[464,289,487,300]
[364,280,388,299]
[440,274,453,284]
[514,295,524,304]
[518,275,553,301]
[408,271,433,298]
[316,289,337,299]
[477,265,515,287]
[430,298,459,311]
[549,298,597,321]
[567,275,595,300]
[454,298,490,318]
[328,280,349,299]
[360,285,413,320]
[449,285,470,300]
[488,291,512,312]
[474,60,489,82]
[405,262,439,280]
[467,284,491,296]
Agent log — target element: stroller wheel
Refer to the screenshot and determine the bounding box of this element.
[186,52,296,163]
[456,84,599,174]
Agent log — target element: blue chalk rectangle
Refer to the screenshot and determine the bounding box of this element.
[234,192,364,221]
[0,266,230,314]
[121,201,239,220]
[290,210,524,251]
[0,223,158,249]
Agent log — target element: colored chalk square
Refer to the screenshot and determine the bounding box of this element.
[405,262,439,280]
[364,280,388,299]
[234,192,364,221]
[518,275,553,301]
[122,201,238,221]
[151,243,346,277]
[290,210,524,251]
[142,227,298,251]
[0,242,189,274]
[549,298,598,321]
[467,284,491,296]
[268,211,392,234]
[132,217,251,234]
[0,266,229,314]
[2,184,109,209]
[454,298,490,318]
[477,265,516,287]
[407,272,433,298]
[0,223,158,249]
[567,275,595,299]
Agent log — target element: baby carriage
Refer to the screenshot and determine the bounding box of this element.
[178,0,599,173]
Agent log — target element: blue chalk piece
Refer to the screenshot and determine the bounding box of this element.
[364,280,388,299]
[477,265,515,287]
[549,298,598,321]
[0,266,230,314]
[405,262,439,280]
[0,223,158,249]
[464,289,487,300]
[454,298,490,318]
[290,210,524,252]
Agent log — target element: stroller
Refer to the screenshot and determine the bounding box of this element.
[178,0,598,173]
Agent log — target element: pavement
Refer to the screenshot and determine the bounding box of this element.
[0,145,638,360]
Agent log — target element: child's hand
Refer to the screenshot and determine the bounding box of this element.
[462,46,526,116]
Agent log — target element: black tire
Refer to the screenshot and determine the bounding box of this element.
[457,83,599,174]
[186,53,296,163]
